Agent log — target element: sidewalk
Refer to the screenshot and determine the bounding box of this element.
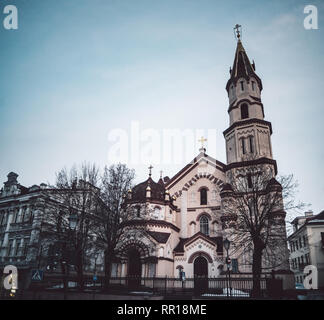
[12,290,164,300]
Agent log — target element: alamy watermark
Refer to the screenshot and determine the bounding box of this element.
[2,3,18,30]
[303,265,318,289]
[3,265,18,290]
[304,5,318,29]
[107,121,218,167]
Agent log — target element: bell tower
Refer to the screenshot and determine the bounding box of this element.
[224,25,274,167]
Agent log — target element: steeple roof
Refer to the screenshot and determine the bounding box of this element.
[226,40,262,92]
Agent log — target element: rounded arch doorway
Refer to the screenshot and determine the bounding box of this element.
[127,248,142,289]
[194,256,208,294]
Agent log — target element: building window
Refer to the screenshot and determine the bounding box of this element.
[241,104,249,119]
[241,138,246,155]
[231,259,239,273]
[240,81,244,91]
[200,216,209,236]
[299,237,302,248]
[7,240,13,257]
[252,81,255,91]
[23,240,29,256]
[136,206,141,218]
[303,235,307,247]
[148,263,156,277]
[14,240,20,256]
[12,210,18,224]
[321,232,324,248]
[200,188,207,205]
[249,136,254,153]
[154,207,161,219]
[247,173,253,189]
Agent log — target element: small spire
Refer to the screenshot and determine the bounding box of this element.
[234,24,242,42]
[160,170,163,179]
[148,164,153,178]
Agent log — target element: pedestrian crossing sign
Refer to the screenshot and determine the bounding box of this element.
[31,269,43,282]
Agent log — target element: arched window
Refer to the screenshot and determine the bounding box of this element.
[154,207,161,219]
[200,216,209,236]
[241,103,249,119]
[248,136,254,153]
[241,138,246,155]
[200,188,207,205]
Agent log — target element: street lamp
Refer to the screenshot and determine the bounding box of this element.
[63,211,78,297]
[223,238,232,297]
[68,211,78,230]
[223,238,230,252]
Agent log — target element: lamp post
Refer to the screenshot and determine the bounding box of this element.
[223,238,232,298]
[63,211,78,299]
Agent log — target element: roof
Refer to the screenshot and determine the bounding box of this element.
[288,210,324,239]
[307,210,324,225]
[226,40,262,92]
[174,232,223,254]
[131,177,165,202]
[147,231,171,243]
[165,150,226,189]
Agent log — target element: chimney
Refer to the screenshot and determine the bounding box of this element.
[305,210,313,217]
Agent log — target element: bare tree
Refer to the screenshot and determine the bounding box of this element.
[95,164,136,289]
[43,163,100,290]
[221,161,305,297]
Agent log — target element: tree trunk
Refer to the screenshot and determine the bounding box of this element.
[60,261,68,291]
[104,250,113,291]
[76,251,84,291]
[251,239,264,298]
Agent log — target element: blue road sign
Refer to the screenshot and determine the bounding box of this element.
[93,275,97,282]
[31,269,43,282]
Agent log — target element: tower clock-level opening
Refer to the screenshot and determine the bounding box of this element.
[194,256,208,294]
[127,248,142,289]
[241,103,249,119]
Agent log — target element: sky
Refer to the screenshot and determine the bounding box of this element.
[0,0,323,215]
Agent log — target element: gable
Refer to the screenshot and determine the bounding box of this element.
[166,155,225,202]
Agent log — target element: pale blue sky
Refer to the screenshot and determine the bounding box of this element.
[0,0,323,215]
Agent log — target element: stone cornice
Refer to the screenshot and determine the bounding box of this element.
[223,118,273,136]
[224,157,278,175]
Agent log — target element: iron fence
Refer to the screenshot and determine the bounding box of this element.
[41,274,268,298]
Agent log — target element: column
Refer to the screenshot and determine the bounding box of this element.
[121,263,126,277]
[181,190,188,238]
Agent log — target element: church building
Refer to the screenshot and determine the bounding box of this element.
[112,28,291,282]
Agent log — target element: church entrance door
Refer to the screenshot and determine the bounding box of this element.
[194,256,208,294]
[127,248,142,290]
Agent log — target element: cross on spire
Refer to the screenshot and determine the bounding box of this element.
[198,136,207,149]
[148,165,153,177]
[234,24,242,41]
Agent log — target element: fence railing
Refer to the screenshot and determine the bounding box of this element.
[41,274,269,298]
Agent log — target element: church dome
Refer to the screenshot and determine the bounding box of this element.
[130,177,166,202]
